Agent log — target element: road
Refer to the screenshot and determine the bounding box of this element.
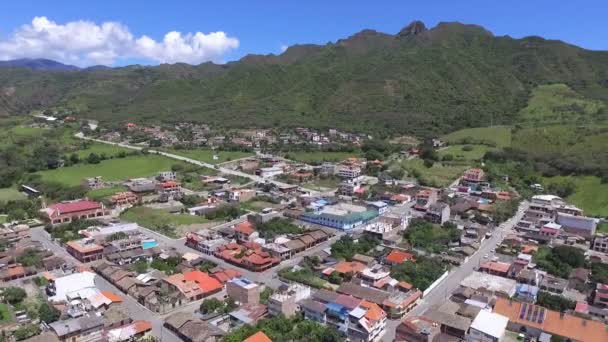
[383,200,529,341]
[74,133,320,196]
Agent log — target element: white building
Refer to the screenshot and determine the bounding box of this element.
[467,310,509,342]
[338,165,362,179]
[268,283,311,317]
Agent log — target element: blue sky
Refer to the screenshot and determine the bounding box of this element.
[0,0,606,66]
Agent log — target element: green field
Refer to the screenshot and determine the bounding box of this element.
[87,186,128,201]
[543,176,608,217]
[0,215,7,224]
[442,126,512,148]
[0,188,27,202]
[120,207,215,238]
[437,144,494,162]
[36,155,183,186]
[0,303,11,322]
[162,148,252,164]
[74,143,130,158]
[285,151,359,164]
[598,222,608,234]
[402,159,468,187]
[519,84,606,125]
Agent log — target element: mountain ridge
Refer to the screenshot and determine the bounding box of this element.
[0,20,607,136]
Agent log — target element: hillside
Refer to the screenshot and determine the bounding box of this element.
[1,21,608,135]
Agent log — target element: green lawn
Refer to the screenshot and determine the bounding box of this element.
[0,215,7,224]
[36,155,184,186]
[162,148,252,164]
[74,143,131,158]
[438,144,494,161]
[543,176,608,217]
[240,200,282,212]
[442,125,512,148]
[597,222,608,234]
[402,159,468,187]
[0,188,27,202]
[0,303,11,322]
[87,186,128,201]
[285,151,359,164]
[120,207,214,238]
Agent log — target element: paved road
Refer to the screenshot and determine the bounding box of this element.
[383,200,529,341]
[75,133,320,196]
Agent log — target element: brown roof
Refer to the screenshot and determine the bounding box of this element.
[284,239,306,251]
[494,298,608,342]
[308,230,328,241]
[336,282,389,305]
[298,235,315,245]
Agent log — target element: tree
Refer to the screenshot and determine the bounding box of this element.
[38,302,61,323]
[199,298,223,314]
[87,153,101,164]
[69,153,80,164]
[13,324,40,341]
[2,287,26,304]
[260,287,274,305]
[328,271,343,285]
[133,260,149,274]
[222,297,238,314]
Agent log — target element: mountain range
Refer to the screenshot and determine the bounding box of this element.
[1,20,607,136]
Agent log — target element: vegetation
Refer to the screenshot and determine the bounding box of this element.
[391,257,448,291]
[2,287,27,305]
[404,219,461,254]
[260,287,274,305]
[285,151,359,164]
[46,219,102,243]
[87,185,128,201]
[255,218,305,239]
[119,207,213,238]
[38,302,61,323]
[162,148,252,164]
[199,298,224,314]
[442,126,512,148]
[330,235,379,261]
[149,257,182,275]
[14,324,40,341]
[0,304,11,322]
[16,249,44,268]
[536,291,576,312]
[401,159,468,187]
[278,267,330,289]
[0,188,26,202]
[533,246,586,278]
[590,262,608,284]
[543,176,608,217]
[204,205,244,220]
[222,314,344,342]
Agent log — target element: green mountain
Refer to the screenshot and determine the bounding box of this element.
[1,21,608,136]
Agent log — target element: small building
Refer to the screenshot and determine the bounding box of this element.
[50,315,104,342]
[83,176,104,190]
[227,277,260,304]
[385,249,415,265]
[164,312,226,342]
[337,165,361,179]
[243,331,272,342]
[110,192,138,206]
[594,283,608,308]
[424,202,450,225]
[157,171,177,181]
[467,310,508,342]
[229,189,256,203]
[395,316,441,342]
[66,239,104,263]
[462,168,485,184]
[268,283,311,317]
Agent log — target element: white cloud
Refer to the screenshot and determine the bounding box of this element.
[280,44,288,52]
[0,16,239,66]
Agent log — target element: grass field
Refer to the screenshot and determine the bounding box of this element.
[0,215,7,224]
[0,188,27,202]
[437,144,494,162]
[37,155,184,186]
[598,222,608,234]
[74,143,130,158]
[120,207,215,238]
[87,186,128,201]
[442,126,512,148]
[163,148,252,164]
[543,176,608,217]
[240,200,282,212]
[402,159,468,187]
[0,303,11,322]
[519,84,606,125]
[285,151,359,164]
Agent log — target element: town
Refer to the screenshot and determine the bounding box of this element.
[0,114,606,342]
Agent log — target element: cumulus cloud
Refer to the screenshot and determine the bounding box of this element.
[280,44,288,52]
[0,16,239,66]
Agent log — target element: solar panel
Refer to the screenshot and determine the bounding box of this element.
[531,306,539,322]
[526,304,534,321]
[520,303,528,319]
[538,308,546,323]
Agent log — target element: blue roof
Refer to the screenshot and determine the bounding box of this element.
[517,284,539,295]
[326,302,345,313]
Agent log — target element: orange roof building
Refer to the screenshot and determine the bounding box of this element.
[164,270,223,301]
[333,261,367,275]
[66,239,104,263]
[101,291,123,303]
[494,298,608,342]
[385,250,416,265]
[244,331,272,342]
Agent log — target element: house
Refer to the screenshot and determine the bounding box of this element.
[229,189,256,203]
[568,268,589,290]
[366,201,388,215]
[352,254,376,266]
[515,284,539,303]
[494,297,608,342]
[299,203,378,231]
[157,171,176,181]
[268,283,311,317]
[540,275,568,294]
[413,189,437,211]
[229,303,268,327]
[594,283,608,308]
[337,165,361,179]
[41,200,109,225]
[422,310,472,339]
[323,261,367,278]
[395,316,441,342]
[462,168,485,184]
[49,315,104,342]
[385,249,415,265]
[164,312,226,342]
[460,272,517,298]
[234,221,258,243]
[424,202,450,224]
[107,320,152,342]
[83,176,104,189]
[156,181,183,200]
[557,213,597,236]
[243,331,272,342]
[227,277,260,304]
[256,167,283,178]
[467,310,508,342]
[66,239,104,263]
[300,298,329,323]
[346,300,387,342]
[110,192,138,206]
[162,270,223,304]
[336,282,421,318]
[479,261,511,277]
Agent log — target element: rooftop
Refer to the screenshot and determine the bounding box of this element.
[470,310,509,338]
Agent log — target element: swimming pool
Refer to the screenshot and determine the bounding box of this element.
[478,198,490,204]
[142,239,159,249]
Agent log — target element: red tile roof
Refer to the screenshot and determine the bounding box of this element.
[386,250,415,264]
[132,320,152,334]
[101,291,123,303]
[183,270,223,294]
[244,331,272,342]
[480,261,511,274]
[235,221,255,235]
[48,200,102,214]
[333,261,366,275]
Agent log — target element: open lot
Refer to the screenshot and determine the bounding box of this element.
[86,186,129,200]
[402,159,468,187]
[442,125,512,148]
[120,206,220,238]
[543,176,608,217]
[0,188,27,202]
[74,143,131,158]
[162,148,252,164]
[36,155,184,186]
[437,144,494,162]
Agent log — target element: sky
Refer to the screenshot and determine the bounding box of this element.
[0,0,606,67]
